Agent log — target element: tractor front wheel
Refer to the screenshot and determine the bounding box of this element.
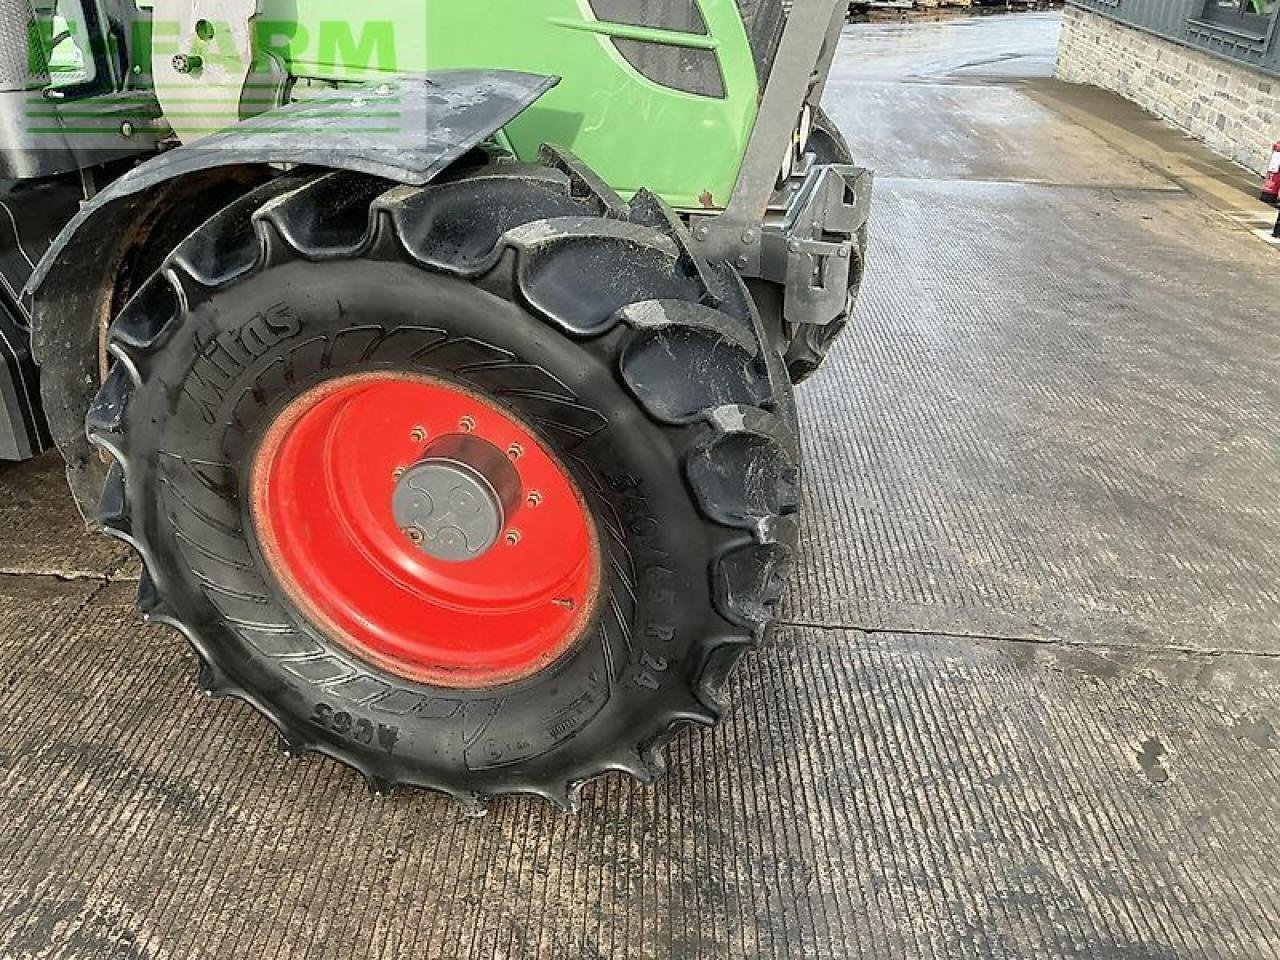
[87,152,800,807]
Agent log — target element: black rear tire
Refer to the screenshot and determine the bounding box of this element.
[87,151,801,808]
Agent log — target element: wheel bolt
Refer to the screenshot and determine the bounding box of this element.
[459,415,476,433]
[393,466,406,480]
[404,526,424,544]
[409,426,426,443]
[506,529,521,546]
[507,442,524,460]
[171,52,203,75]
[526,490,542,508]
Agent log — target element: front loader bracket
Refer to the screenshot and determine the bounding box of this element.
[767,164,873,329]
[689,163,873,330]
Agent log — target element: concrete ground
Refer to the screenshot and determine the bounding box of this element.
[4,12,1280,959]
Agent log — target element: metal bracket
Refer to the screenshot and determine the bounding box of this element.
[152,0,271,142]
[764,164,873,328]
[681,0,871,330]
[691,161,871,329]
[687,0,846,266]
[809,0,850,110]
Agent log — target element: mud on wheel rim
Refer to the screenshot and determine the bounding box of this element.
[250,371,601,689]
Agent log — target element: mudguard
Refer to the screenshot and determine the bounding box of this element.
[25,69,557,516]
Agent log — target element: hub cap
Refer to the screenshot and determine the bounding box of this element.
[250,372,600,688]
[391,434,521,563]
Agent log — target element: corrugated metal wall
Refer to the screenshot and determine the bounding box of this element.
[1068,0,1280,76]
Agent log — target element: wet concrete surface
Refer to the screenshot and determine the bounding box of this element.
[4,11,1280,960]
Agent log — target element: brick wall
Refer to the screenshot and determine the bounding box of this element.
[1056,5,1280,176]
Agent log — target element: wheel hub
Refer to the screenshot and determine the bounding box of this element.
[392,435,521,563]
[249,372,600,689]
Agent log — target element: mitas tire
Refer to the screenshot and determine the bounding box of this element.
[86,149,801,809]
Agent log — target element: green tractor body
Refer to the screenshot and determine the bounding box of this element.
[262,0,766,210]
[0,0,872,805]
[19,0,782,207]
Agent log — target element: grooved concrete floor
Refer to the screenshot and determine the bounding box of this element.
[4,12,1280,959]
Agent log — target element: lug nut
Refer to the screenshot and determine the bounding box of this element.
[459,415,476,433]
[507,442,523,460]
[393,466,406,480]
[409,426,427,443]
[526,490,542,508]
[505,529,521,546]
[404,527,424,544]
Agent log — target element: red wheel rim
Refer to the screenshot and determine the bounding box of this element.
[250,372,601,689]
